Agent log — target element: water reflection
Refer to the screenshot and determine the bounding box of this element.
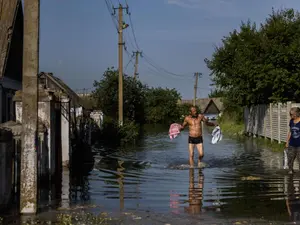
[117,160,125,211]
[286,175,300,223]
[7,126,300,224]
[184,168,204,214]
[68,141,94,205]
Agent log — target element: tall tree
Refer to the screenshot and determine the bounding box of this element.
[205,8,300,107]
[144,87,181,124]
[92,67,147,124]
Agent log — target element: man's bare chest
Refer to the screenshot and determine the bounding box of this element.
[187,118,202,126]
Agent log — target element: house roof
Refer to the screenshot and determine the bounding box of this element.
[0,0,21,78]
[39,72,88,109]
[210,97,224,111]
[198,98,224,113]
[179,98,224,113]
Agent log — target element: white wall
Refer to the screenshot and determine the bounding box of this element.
[90,110,103,129]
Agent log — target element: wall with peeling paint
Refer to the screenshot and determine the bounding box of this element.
[15,94,62,178]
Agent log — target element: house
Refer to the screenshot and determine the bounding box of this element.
[178,98,224,114]
[38,72,103,143]
[198,98,224,114]
[38,72,87,111]
[0,0,23,123]
[38,72,91,139]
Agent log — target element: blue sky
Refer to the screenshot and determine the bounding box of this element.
[38,0,300,99]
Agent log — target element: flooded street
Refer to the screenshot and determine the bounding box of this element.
[57,125,299,224]
[4,125,300,224]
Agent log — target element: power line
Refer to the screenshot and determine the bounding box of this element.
[122,1,188,78]
[140,60,193,81]
[104,0,118,32]
[141,54,189,78]
[124,0,140,50]
[105,0,191,80]
[125,54,134,70]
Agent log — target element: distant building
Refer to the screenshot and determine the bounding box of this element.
[77,93,92,98]
[0,0,23,123]
[178,98,224,114]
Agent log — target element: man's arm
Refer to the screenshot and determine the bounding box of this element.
[181,117,188,130]
[201,115,217,126]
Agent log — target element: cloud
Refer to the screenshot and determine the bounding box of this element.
[165,0,242,18]
[141,27,228,43]
[166,0,230,9]
[166,0,198,8]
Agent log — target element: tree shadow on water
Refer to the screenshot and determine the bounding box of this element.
[69,140,95,204]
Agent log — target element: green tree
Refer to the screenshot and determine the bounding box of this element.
[205,8,300,107]
[177,103,201,121]
[208,89,225,98]
[92,67,147,124]
[144,87,181,124]
[80,95,97,110]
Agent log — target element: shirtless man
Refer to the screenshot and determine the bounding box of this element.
[181,106,217,168]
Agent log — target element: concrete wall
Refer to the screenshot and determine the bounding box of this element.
[70,106,83,118]
[61,97,70,167]
[90,110,103,129]
[15,98,61,177]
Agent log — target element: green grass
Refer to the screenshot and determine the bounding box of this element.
[218,120,245,137]
[218,119,286,152]
[255,136,286,152]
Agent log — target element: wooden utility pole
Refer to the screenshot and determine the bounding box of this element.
[193,72,202,106]
[114,4,129,126]
[133,51,142,80]
[21,0,40,214]
[193,73,199,106]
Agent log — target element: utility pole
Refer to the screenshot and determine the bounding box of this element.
[113,4,129,126]
[193,72,202,106]
[133,51,142,80]
[21,0,40,214]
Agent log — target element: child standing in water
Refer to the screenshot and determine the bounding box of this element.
[286,107,300,174]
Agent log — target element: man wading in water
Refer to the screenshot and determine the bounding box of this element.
[181,106,217,168]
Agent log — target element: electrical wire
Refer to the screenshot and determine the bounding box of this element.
[124,0,140,50]
[104,0,118,32]
[105,0,193,80]
[125,54,134,70]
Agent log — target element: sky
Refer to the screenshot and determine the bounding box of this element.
[38,0,300,99]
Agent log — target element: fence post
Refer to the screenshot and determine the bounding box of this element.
[254,106,258,137]
[278,103,281,143]
[270,103,273,142]
[286,102,291,144]
[263,105,267,138]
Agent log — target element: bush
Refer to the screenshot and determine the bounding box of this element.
[99,116,139,145]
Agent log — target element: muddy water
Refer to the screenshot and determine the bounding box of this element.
[61,125,299,223]
[4,125,300,224]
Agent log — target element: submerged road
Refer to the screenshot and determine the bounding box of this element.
[5,125,300,224]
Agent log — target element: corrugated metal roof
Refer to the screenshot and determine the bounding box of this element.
[0,0,21,78]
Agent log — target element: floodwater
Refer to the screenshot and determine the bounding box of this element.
[3,125,300,224]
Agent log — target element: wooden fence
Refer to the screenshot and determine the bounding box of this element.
[244,102,300,143]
